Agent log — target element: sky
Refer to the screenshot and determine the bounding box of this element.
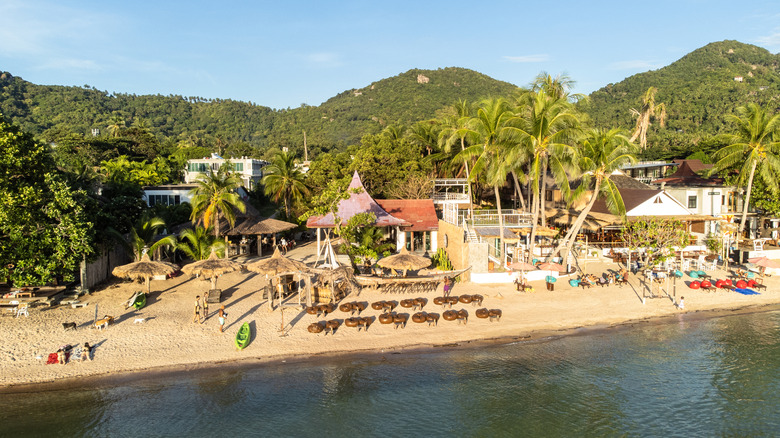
[2,0,780,110]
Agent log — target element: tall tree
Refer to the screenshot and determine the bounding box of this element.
[441,99,479,218]
[127,213,178,261]
[0,115,94,285]
[710,103,780,240]
[262,150,309,218]
[509,89,580,262]
[629,87,666,149]
[177,226,227,261]
[457,98,516,264]
[189,162,246,239]
[547,128,637,265]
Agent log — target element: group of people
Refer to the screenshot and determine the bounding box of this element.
[193,294,227,333]
[56,343,92,364]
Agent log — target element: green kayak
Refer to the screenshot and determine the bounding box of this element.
[132,293,147,310]
[235,322,250,350]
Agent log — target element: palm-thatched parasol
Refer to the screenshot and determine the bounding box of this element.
[377,248,431,276]
[181,250,243,291]
[112,254,179,294]
[245,248,309,276]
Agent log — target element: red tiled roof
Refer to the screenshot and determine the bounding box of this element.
[306,171,408,228]
[376,199,438,231]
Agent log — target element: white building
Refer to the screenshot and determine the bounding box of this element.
[184,154,268,190]
[142,184,249,207]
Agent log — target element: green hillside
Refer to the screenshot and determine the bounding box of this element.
[584,40,780,153]
[0,67,519,157]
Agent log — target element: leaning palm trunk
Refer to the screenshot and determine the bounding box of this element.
[738,160,758,243]
[528,181,540,264]
[511,171,527,212]
[540,159,549,228]
[548,179,602,267]
[462,137,475,221]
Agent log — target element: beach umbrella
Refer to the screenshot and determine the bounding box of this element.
[112,254,178,295]
[377,248,431,276]
[245,247,309,276]
[537,262,566,279]
[747,256,780,276]
[181,250,243,291]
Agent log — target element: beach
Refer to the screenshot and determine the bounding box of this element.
[2,250,779,390]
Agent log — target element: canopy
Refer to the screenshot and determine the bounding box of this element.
[377,248,431,276]
[245,248,309,276]
[112,254,178,294]
[181,250,243,291]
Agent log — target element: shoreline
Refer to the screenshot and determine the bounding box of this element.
[2,296,778,395]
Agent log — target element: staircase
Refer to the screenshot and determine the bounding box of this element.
[463,219,479,243]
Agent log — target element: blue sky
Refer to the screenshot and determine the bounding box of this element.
[2,0,779,109]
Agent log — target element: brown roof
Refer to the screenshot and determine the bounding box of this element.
[375,199,438,232]
[672,159,713,173]
[589,188,662,215]
[652,161,723,186]
[306,172,407,229]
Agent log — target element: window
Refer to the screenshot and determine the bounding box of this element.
[688,195,697,209]
[188,163,207,172]
[148,194,181,207]
[545,190,553,202]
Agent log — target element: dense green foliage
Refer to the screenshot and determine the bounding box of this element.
[0,115,94,285]
[0,68,518,158]
[584,41,780,154]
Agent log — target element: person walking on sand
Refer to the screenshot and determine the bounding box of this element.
[203,290,210,319]
[193,295,201,323]
[443,277,451,296]
[678,296,685,310]
[218,305,227,333]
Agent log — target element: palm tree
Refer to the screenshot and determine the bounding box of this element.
[547,128,637,265]
[440,99,480,217]
[456,98,517,264]
[178,226,227,261]
[262,150,309,218]
[711,103,780,241]
[629,86,666,149]
[508,89,580,261]
[107,114,126,138]
[128,214,178,261]
[189,162,246,238]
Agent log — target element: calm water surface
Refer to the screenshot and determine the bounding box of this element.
[2,309,779,437]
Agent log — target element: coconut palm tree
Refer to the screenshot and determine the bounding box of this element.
[629,86,666,149]
[439,99,480,218]
[107,114,125,138]
[262,150,309,219]
[128,214,178,261]
[547,128,637,265]
[456,98,517,264]
[711,103,780,241]
[189,162,246,238]
[508,89,580,261]
[178,226,227,261]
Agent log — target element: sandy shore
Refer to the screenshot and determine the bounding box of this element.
[2,254,779,390]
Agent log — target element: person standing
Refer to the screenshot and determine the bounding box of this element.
[218,305,227,333]
[443,277,451,296]
[678,296,685,310]
[193,296,201,323]
[203,290,210,319]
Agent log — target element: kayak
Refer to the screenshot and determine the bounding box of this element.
[235,322,250,350]
[133,293,146,310]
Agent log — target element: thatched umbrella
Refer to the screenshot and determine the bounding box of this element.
[245,248,309,276]
[377,248,431,276]
[112,253,179,295]
[181,250,243,291]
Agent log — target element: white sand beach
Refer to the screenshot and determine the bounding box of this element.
[2,249,779,389]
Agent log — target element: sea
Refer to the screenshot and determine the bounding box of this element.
[2,307,779,437]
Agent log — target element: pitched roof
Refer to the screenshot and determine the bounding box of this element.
[590,188,693,217]
[672,159,713,173]
[306,171,408,228]
[652,161,723,186]
[375,199,438,231]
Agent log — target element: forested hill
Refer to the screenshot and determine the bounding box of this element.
[0,67,519,156]
[583,40,780,153]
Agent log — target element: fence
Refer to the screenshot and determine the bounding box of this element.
[81,245,129,291]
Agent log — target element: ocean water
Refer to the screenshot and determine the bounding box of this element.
[2,308,779,437]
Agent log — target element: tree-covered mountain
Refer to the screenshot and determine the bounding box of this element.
[0,67,519,158]
[583,40,780,155]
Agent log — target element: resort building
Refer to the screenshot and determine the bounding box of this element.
[619,161,678,184]
[142,184,249,208]
[184,154,268,190]
[306,171,439,257]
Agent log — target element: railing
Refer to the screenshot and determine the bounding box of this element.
[459,210,534,227]
[432,193,470,202]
